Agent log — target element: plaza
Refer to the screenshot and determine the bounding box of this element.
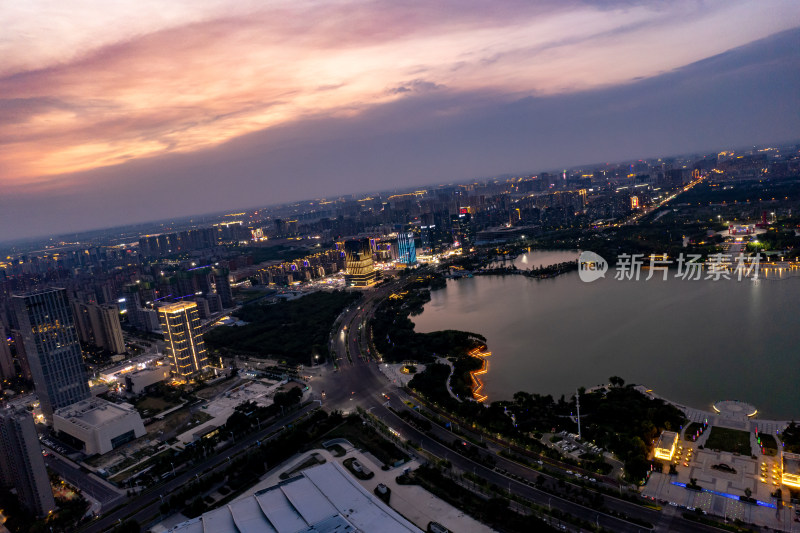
[638,389,798,531]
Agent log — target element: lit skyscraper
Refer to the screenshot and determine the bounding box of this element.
[396,232,417,265]
[0,407,56,516]
[343,239,377,287]
[157,301,209,377]
[11,288,91,420]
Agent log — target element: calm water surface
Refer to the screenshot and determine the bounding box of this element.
[412,251,800,419]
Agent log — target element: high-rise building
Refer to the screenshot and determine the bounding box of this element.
[213,268,234,309]
[10,329,32,381]
[11,289,91,420]
[157,301,209,377]
[343,239,377,287]
[0,324,15,380]
[72,301,126,354]
[0,407,55,516]
[396,232,417,265]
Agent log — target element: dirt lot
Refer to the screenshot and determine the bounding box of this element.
[194,377,242,400]
[146,408,213,440]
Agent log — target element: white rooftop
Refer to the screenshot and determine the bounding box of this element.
[166,462,420,533]
[53,397,137,429]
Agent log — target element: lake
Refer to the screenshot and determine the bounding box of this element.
[412,251,800,419]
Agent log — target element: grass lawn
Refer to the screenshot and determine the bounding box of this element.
[759,434,778,456]
[173,411,213,436]
[684,422,704,441]
[135,396,180,416]
[109,449,172,484]
[704,427,752,455]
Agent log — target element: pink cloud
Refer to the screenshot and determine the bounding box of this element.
[0,0,797,188]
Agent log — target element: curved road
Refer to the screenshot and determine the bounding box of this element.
[316,272,729,533]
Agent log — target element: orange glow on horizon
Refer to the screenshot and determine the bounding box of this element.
[1,1,796,188]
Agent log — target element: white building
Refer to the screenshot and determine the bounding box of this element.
[125,365,170,393]
[165,462,421,533]
[53,398,146,455]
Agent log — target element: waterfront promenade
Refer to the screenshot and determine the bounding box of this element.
[634,385,791,436]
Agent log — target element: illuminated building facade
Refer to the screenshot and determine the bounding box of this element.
[11,288,91,420]
[158,301,209,377]
[653,430,679,461]
[0,407,55,516]
[343,239,377,287]
[782,451,800,489]
[396,232,417,265]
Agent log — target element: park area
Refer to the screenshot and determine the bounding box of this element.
[704,427,753,455]
[203,290,360,364]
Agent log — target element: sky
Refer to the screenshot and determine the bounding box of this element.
[1,0,799,242]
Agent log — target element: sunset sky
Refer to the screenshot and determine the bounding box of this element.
[2,0,799,241]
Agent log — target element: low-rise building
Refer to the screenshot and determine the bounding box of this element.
[781,451,800,489]
[165,462,421,532]
[654,430,679,461]
[125,365,170,393]
[53,398,146,455]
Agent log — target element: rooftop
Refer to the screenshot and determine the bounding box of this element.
[54,397,138,429]
[166,462,421,533]
[783,452,800,474]
[158,301,199,313]
[656,431,678,446]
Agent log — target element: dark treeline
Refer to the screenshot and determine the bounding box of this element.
[205,290,361,363]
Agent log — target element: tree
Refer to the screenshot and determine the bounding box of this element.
[112,520,141,533]
[609,376,625,388]
[485,497,509,521]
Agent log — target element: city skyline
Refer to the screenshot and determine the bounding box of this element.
[1,1,799,241]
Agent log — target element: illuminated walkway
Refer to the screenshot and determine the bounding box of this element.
[466,347,491,403]
[634,386,790,436]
